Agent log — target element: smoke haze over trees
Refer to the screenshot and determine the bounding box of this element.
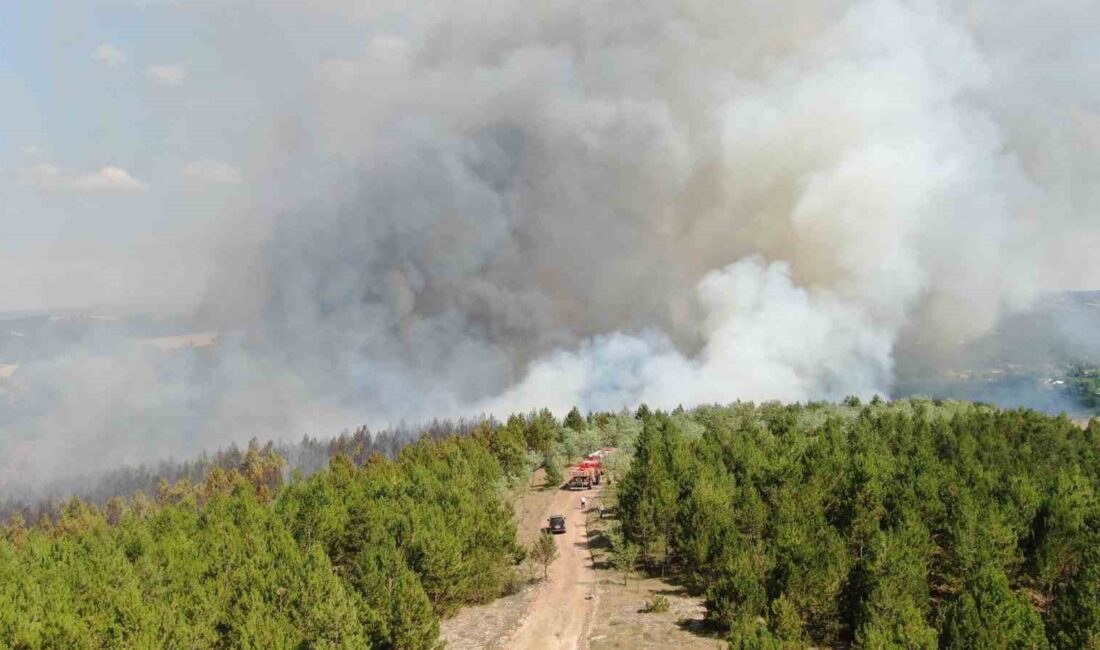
[2,0,1100,488]
[6,399,1100,646]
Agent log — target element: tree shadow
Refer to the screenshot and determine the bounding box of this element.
[587,529,613,551]
[675,616,725,640]
[631,566,706,597]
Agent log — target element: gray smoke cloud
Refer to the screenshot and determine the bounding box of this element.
[3,0,1099,487]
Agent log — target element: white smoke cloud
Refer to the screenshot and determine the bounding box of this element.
[4,0,1100,487]
[146,63,187,86]
[72,166,147,192]
[473,0,1052,413]
[16,163,147,193]
[476,257,894,414]
[92,43,126,68]
[232,0,1081,418]
[182,160,242,186]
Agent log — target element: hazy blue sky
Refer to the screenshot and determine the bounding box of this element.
[0,1,359,311]
[2,0,1098,316]
[2,0,1099,482]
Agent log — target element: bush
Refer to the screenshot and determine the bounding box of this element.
[643,593,671,613]
[544,452,564,487]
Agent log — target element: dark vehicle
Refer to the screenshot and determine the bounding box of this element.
[548,514,566,534]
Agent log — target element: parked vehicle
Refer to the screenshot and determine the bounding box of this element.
[567,466,598,490]
[566,449,617,489]
[548,514,566,534]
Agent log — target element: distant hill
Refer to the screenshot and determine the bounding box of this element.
[893,290,1100,416]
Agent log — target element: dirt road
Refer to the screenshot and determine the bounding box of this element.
[507,485,601,650]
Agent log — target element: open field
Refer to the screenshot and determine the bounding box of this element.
[584,490,724,650]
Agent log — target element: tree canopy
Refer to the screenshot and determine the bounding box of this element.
[615,400,1100,647]
[1,432,526,648]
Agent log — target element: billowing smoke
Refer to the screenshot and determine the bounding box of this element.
[3,0,1099,487]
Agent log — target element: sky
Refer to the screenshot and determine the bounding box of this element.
[0,1,356,312]
[2,1,1098,314]
[1,0,1100,487]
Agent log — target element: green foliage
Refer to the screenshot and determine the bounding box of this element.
[768,594,806,646]
[564,406,587,432]
[642,593,670,613]
[6,398,1098,648]
[940,566,1049,649]
[558,426,603,464]
[473,419,528,481]
[523,408,559,454]
[608,529,639,587]
[856,600,937,650]
[727,622,784,650]
[706,550,770,631]
[0,483,366,649]
[544,451,564,487]
[1048,544,1100,649]
[852,517,937,648]
[616,415,683,567]
[1028,468,1096,591]
[0,428,527,649]
[616,400,1100,647]
[530,531,559,580]
[1067,364,1100,412]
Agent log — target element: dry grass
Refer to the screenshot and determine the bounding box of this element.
[586,493,725,650]
[444,471,727,649]
[439,469,566,649]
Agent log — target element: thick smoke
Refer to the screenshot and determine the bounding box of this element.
[3,0,1100,487]
[230,0,1094,413]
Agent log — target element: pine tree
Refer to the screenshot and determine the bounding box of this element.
[1049,545,1100,650]
[940,566,1048,649]
[564,406,587,432]
[530,531,559,580]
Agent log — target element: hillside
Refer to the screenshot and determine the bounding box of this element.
[3,400,1100,647]
[893,291,1100,416]
[617,400,1100,647]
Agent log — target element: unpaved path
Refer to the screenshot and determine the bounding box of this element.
[440,473,559,649]
[507,485,601,650]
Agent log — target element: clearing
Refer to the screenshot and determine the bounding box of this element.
[443,472,718,649]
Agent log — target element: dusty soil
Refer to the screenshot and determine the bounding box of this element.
[442,472,718,649]
[506,483,601,650]
[440,470,582,650]
[439,587,542,650]
[587,574,721,650]
[585,493,724,650]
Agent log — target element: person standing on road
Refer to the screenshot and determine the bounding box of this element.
[580,496,587,510]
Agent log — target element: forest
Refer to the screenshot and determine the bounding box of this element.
[1067,364,1100,412]
[0,418,543,649]
[4,399,1100,647]
[616,399,1100,648]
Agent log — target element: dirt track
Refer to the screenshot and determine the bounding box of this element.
[507,485,601,650]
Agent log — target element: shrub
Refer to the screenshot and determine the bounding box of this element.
[643,593,671,613]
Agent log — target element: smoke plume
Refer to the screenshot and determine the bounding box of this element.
[3,0,1099,487]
